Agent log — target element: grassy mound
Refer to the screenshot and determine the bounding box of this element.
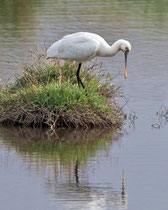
[0,53,123,129]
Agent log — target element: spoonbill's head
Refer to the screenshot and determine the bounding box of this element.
[120,40,131,79]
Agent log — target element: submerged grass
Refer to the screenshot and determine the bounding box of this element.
[0,51,123,129]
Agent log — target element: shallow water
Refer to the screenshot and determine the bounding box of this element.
[0,0,168,210]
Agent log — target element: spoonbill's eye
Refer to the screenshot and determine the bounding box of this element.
[125,47,128,50]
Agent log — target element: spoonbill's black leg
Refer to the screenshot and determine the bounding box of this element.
[76,63,85,89]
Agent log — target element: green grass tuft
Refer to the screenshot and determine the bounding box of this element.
[0,52,124,129]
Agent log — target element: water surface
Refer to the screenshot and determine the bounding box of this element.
[0,0,168,210]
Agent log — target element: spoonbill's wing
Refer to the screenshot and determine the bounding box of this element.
[47,34,100,62]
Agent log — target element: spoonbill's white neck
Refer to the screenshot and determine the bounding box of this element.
[104,39,131,57]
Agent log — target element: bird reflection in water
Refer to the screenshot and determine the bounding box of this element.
[0,127,128,209]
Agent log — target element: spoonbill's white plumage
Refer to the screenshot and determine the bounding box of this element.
[47,32,131,88]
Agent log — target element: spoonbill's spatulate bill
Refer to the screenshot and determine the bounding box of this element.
[47,32,131,88]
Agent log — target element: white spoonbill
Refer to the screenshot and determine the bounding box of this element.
[47,32,131,89]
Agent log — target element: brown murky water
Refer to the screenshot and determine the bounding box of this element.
[0,0,168,209]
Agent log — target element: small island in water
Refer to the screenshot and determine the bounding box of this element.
[0,51,124,129]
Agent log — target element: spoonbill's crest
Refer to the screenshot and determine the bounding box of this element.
[47,32,131,88]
